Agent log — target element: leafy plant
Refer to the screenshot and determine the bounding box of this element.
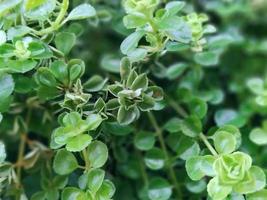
[1,0,267,200]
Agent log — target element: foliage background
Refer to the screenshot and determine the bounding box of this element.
[1,0,267,199]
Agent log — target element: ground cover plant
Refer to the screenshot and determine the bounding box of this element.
[1,0,267,199]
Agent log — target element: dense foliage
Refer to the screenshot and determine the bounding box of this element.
[1,0,267,199]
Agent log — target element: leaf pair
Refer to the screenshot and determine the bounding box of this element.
[51,112,102,152]
[77,169,115,199]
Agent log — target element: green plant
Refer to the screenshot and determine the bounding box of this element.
[1,0,267,200]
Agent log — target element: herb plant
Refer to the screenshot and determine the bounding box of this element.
[0,0,267,200]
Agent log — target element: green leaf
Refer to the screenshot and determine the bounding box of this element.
[0,74,14,100]
[88,169,105,193]
[131,73,148,90]
[166,41,190,52]
[249,128,267,146]
[78,173,88,190]
[186,179,206,194]
[29,42,52,59]
[188,98,207,119]
[180,142,200,160]
[207,177,232,200]
[126,69,138,88]
[123,14,147,29]
[166,63,188,80]
[66,4,96,21]
[144,147,165,170]
[37,86,59,100]
[7,25,31,40]
[185,156,205,181]
[234,166,266,194]
[55,32,76,55]
[127,47,148,62]
[208,34,233,50]
[83,75,107,92]
[163,117,181,133]
[86,114,103,130]
[0,113,2,123]
[120,30,145,55]
[217,125,242,149]
[24,0,56,20]
[213,131,237,154]
[0,141,6,163]
[201,155,216,176]
[62,187,86,200]
[0,43,15,57]
[50,60,68,85]
[117,106,138,125]
[0,96,13,112]
[165,1,185,15]
[53,149,78,175]
[167,134,201,160]
[0,30,7,45]
[120,57,131,80]
[255,95,267,106]
[100,54,121,73]
[194,51,220,66]
[148,177,172,200]
[246,189,267,200]
[158,16,192,43]
[36,67,57,87]
[250,166,266,191]
[52,175,68,189]
[45,188,59,200]
[31,192,46,200]
[215,109,246,128]
[87,141,108,168]
[96,180,116,199]
[134,131,155,151]
[24,0,46,11]
[102,121,134,136]
[180,115,202,137]
[15,76,34,94]
[138,94,155,111]
[0,0,22,16]
[0,30,6,45]
[66,134,92,152]
[247,78,264,95]
[67,59,85,81]
[8,60,37,73]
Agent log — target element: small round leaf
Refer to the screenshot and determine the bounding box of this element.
[53,149,78,175]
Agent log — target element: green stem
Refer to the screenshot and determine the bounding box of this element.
[165,95,188,118]
[33,0,69,35]
[199,133,218,156]
[147,112,182,199]
[15,109,32,200]
[137,150,149,187]
[82,149,90,170]
[16,134,26,184]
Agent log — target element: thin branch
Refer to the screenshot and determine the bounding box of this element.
[147,111,182,199]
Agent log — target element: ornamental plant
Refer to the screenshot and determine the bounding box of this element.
[1,0,267,200]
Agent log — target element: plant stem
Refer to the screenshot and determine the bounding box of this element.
[15,109,32,200]
[137,150,149,187]
[165,95,188,118]
[147,112,182,199]
[82,149,90,170]
[16,133,26,184]
[33,0,69,35]
[199,133,218,156]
